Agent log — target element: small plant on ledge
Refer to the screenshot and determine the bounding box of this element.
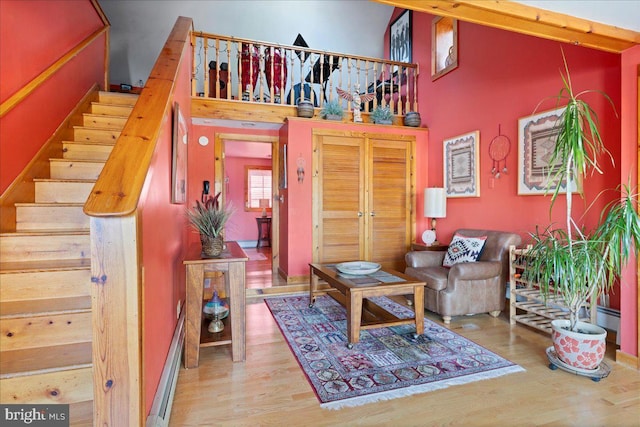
[320,100,344,120]
[371,105,393,124]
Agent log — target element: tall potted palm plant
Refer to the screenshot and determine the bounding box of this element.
[523,51,640,372]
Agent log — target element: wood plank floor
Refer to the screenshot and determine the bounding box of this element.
[170,260,640,426]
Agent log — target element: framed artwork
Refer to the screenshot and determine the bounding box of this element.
[431,16,458,80]
[390,10,412,63]
[517,107,578,195]
[171,102,188,204]
[444,131,480,198]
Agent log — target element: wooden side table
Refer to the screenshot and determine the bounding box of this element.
[411,242,448,251]
[184,241,248,368]
[256,217,271,248]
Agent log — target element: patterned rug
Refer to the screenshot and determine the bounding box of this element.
[265,294,524,409]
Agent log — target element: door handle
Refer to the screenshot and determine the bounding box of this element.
[357,211,363,217]
[370,211,376,217]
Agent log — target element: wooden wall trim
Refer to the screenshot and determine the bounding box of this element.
[0,27,108,118]
[84,17,192,217]
[373,0,640,53]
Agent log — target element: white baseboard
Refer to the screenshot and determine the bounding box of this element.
[146,309,185,427]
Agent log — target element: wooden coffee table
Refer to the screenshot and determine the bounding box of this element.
[309,263,425,348]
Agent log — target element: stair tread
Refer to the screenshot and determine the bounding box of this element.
[49,158,106,164]
[34,178,96,183]
[0,258,91,273]
[83,112,129,119]
[1,229,89,237]
[15,202,84,207]
[73,125,123,131]
[0,363,92,381]
[63,139,116,146]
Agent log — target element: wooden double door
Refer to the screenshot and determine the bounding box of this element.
[312,129,415,271]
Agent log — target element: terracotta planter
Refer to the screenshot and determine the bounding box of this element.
[200,234,224,257]
[551,319,607,371]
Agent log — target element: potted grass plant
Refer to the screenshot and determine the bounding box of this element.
[320,99,344,121]
[523,51,640,372]
[187,192,234,257]
[371,105,393,124]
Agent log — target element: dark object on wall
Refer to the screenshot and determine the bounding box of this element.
[208,61,228,98]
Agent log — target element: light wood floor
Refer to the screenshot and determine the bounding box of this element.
[170,261,640,426]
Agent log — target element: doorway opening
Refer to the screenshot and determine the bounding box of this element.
[214,133,284,291]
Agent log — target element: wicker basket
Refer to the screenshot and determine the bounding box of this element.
[201,234,224,257]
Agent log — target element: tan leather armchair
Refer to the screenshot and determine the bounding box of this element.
[405,229,522,324]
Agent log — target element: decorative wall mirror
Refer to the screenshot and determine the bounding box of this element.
[431,16,458,80]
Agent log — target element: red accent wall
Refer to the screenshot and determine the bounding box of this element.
[141,31,193,413]
[0,0,105,193]
[224,156,272,242]
[386,8,635,355]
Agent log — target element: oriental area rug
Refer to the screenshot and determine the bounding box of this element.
[265,294,525,409]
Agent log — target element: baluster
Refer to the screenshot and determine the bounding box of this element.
[226,39,231,100]
[203,39,209,97]
[214,39,221,98]
[372,62,378,109]
[259,45,266,103]
[364,60,370,113]
[413,64,419,112]
[308,53,314,106]
[388,63,395,113]
[289,48,295,105]
[404,66,410,115]
[237,42,243,101]
[320,53,325,106]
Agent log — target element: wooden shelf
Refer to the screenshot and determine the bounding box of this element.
[200,313,232,347]
[509,245,595,334]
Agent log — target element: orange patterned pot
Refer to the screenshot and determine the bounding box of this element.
[551,319,606,371]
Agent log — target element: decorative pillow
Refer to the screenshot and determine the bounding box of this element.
[442,234,487,267]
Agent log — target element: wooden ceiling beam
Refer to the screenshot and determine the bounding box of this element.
[373,0,640,53]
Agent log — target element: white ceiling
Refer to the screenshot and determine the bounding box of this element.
[514,1,640,32]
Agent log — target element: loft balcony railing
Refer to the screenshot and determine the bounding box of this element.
[191,31,419,117]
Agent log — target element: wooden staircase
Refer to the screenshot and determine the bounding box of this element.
[0,91,137,425]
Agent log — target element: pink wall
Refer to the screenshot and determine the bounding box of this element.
[279,118,429,278]
[141,23,193,414]
[224,156,272,242]
[619,45,639,357]
[0,0,106,193]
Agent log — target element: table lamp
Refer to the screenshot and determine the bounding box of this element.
[259,198,270,217]
[423,188,447,245]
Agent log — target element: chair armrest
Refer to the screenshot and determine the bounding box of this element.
[405,251,446,268]
[448,261,501,281]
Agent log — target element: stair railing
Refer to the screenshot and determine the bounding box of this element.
[192,31,419,116]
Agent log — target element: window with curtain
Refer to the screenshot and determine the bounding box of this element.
[245,166,272,211]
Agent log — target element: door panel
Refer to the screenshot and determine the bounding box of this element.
[368,139,412,271]
[316,134,365,263]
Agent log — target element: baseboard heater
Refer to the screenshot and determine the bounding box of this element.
[146,309,185,427]
[596,305,621,345]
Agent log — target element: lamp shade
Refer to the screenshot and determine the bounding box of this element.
[424,188,446,218]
